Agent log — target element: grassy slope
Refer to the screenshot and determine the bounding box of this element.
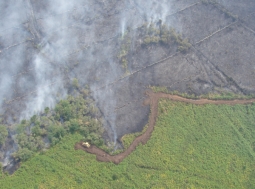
[1,99,255,188]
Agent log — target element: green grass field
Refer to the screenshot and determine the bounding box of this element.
[1,99,255,188]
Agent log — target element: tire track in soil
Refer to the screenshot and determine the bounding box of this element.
[74,91,255,164]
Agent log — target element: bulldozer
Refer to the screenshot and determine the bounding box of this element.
[82,142,90,148]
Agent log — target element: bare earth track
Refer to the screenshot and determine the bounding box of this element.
[74,91,255,164]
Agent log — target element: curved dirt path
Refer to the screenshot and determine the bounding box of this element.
[74,91,255,164]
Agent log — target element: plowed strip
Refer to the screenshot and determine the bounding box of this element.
[74,91,255,164]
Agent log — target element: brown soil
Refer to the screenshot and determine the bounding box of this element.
[74,91,255,164]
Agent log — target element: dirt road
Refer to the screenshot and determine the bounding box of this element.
[74,91,255,164]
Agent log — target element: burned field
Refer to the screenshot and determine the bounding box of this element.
[0,0,255,171]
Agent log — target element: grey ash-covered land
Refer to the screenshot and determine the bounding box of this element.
[0,0,255,168]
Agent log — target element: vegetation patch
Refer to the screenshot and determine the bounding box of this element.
[3,85,104,163]
[1,98,255,188]
[117,22,192,74]
[121,124,148,149]
[150,85,255,100]
[117,31,131,73]
[0,125,8,146]
[139,22,191,53]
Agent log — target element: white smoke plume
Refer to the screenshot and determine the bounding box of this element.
[0,0,181,166]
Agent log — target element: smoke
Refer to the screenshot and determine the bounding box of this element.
[0,0,178,165]
[93,85,118,145]
[18,0,80,119]
[0,0,86,167]
[121,17,126,37]
[131,0,173,23]
[90,45,124,145]
[0,1,29,114]
[0,74,12,111]
[0,0,28,32]
[20,54,67,120]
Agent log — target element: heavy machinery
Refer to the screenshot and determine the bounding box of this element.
[82,142,90,148]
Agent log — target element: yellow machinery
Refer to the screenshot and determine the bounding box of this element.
[82,142,90,148]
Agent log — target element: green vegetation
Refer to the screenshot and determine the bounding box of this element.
[117,22,192,73]
[72,78,79,88]
[117,31,131,73]
[1,97,255,188]
[140,23,191,53]
[150,86,169,93]
[101,124,149,155]
[12,88,104,162]
[0,125,8,146]
[150,85,255,100]
[121,124,148,149]
[0,162,4,178]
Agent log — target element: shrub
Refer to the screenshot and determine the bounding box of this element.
[0,125,8,146]
[44,107,50,114]
[10,88,104,164]
[72,78,79,88]
[141,23,191,53]
[13,148,34,161]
